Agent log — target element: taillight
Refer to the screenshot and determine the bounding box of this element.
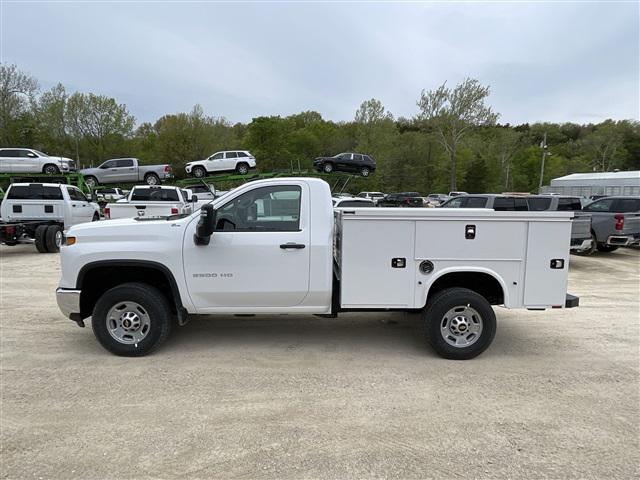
[171,207,179,215]
[104,207,110,219]
[164,165,172,172]
[5,226,15,235]
[614,214,624,231]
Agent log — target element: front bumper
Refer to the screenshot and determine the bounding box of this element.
[570,237,593,251]
[56,288,84,326]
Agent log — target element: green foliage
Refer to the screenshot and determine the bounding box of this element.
[1,63,639,192]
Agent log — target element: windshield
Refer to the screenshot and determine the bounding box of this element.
[33,150,48,157]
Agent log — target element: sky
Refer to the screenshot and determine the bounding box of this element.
[1,1,638,126]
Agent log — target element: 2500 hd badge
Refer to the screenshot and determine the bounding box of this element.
[192,273,234,278]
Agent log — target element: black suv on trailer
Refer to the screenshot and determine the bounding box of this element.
[313,153,376,177]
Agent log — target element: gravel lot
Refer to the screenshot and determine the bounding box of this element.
[1,244,638,479]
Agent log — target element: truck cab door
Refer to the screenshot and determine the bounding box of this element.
[116,158,136,182]
[182,182,311,310]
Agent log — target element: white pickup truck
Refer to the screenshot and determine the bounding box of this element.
[0,183,100,253]
[104,186,196,220]
[56,178,579,359]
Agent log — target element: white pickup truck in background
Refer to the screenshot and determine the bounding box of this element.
[0,183,100,253]
[104,185,196,220]
[56,178,578,359]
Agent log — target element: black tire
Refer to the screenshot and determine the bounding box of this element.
[35,225,49,253]
[572,232,596,256]
[45,225,63,253]
[84,176,98,188]
[192,166,207,178]
[43,164,60,174]
[144,173,160,185]
[91,282,172,356]
[236,162,249,175]
[424,287,496,360]
[92,213,100,222]
[596,243,619,252]
[323,162,334,173]
[360,166,370,177]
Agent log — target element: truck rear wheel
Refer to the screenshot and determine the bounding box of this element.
[45,225,63,253]
[91,282,172,356]
[424,287,496,360]
[597,244,618,253]
[35,225,49,253]
[145,173,160,185]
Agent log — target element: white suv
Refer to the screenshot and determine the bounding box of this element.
[0,148,76,174]
[185,151,256,178]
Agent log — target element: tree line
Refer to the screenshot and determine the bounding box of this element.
[1,63,638,193]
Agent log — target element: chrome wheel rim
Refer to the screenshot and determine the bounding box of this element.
[106,301,151,345]
[238,165,248,174]
[361,168,369,177]
[147,176,158,185]
[55,230,63,248]
[194,168,204,178]
[440,305,483,348]
[324,164,332,173]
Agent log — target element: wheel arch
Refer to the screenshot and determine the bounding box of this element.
[77,260,187,323]
[424,267,508,307]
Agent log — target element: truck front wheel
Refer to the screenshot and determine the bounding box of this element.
[424,287,496,360]
[92,282,172,356]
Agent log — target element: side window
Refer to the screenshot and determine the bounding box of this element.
[444,197,465,208]
[514,198,528,211]
[68,188,88,202]
[364,155,374,163]
[340,153,352,161]
[215,185,302,232]
[0,149,19,157]
[466,197,488,208]
[237,151,248,158]
[116,159,134,167]
[353,154,363,162]
[528,197,552,211]
[211,153,224,160]
[557,198,582,211]
[493,198,515,211]
[226,152,238,159]
[337,200,374,208]
[19,150,34,158]
[101,160,115,169]
[584,199,616,212]
[615,199,640,213]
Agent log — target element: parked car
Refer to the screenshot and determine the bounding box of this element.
[378,192,424,207]
[332,197,375,208]
[0,183,99,253]
[425,193,449,207]
[582,196,640,251]
[104,185,196,220]
[313,153,376,177]
[0,148,76,174]
[357,191,385,205]
[448,191,468,197]
[95,188,127,203]
[79,158,172,188]
[439,194,593,253]
[185,151,256,178]
[57,177,578,359]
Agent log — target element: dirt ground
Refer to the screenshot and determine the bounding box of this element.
[0,244,638,479]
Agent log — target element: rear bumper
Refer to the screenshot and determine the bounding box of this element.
[607,234,640,247]
[565,294,579,308]
[56,288,84,326]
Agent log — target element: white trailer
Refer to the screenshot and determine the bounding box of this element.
[541,170,640,197]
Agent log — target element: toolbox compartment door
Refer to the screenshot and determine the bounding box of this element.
[340,219,414,308]
[523,221,571,307]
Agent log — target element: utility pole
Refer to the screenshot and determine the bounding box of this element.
[538,132,551,191]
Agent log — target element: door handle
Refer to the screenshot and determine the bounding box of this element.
[280,243,305,249]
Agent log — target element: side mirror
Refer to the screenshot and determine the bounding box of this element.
[194,204,216,246]
[191,195,198,203]
[27,152,37,158]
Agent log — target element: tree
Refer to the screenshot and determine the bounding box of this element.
[0,64,39,143]
[65,92,135,162]
[493,128,522,189]
[417,78,498,190]
[580,120,627,171]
